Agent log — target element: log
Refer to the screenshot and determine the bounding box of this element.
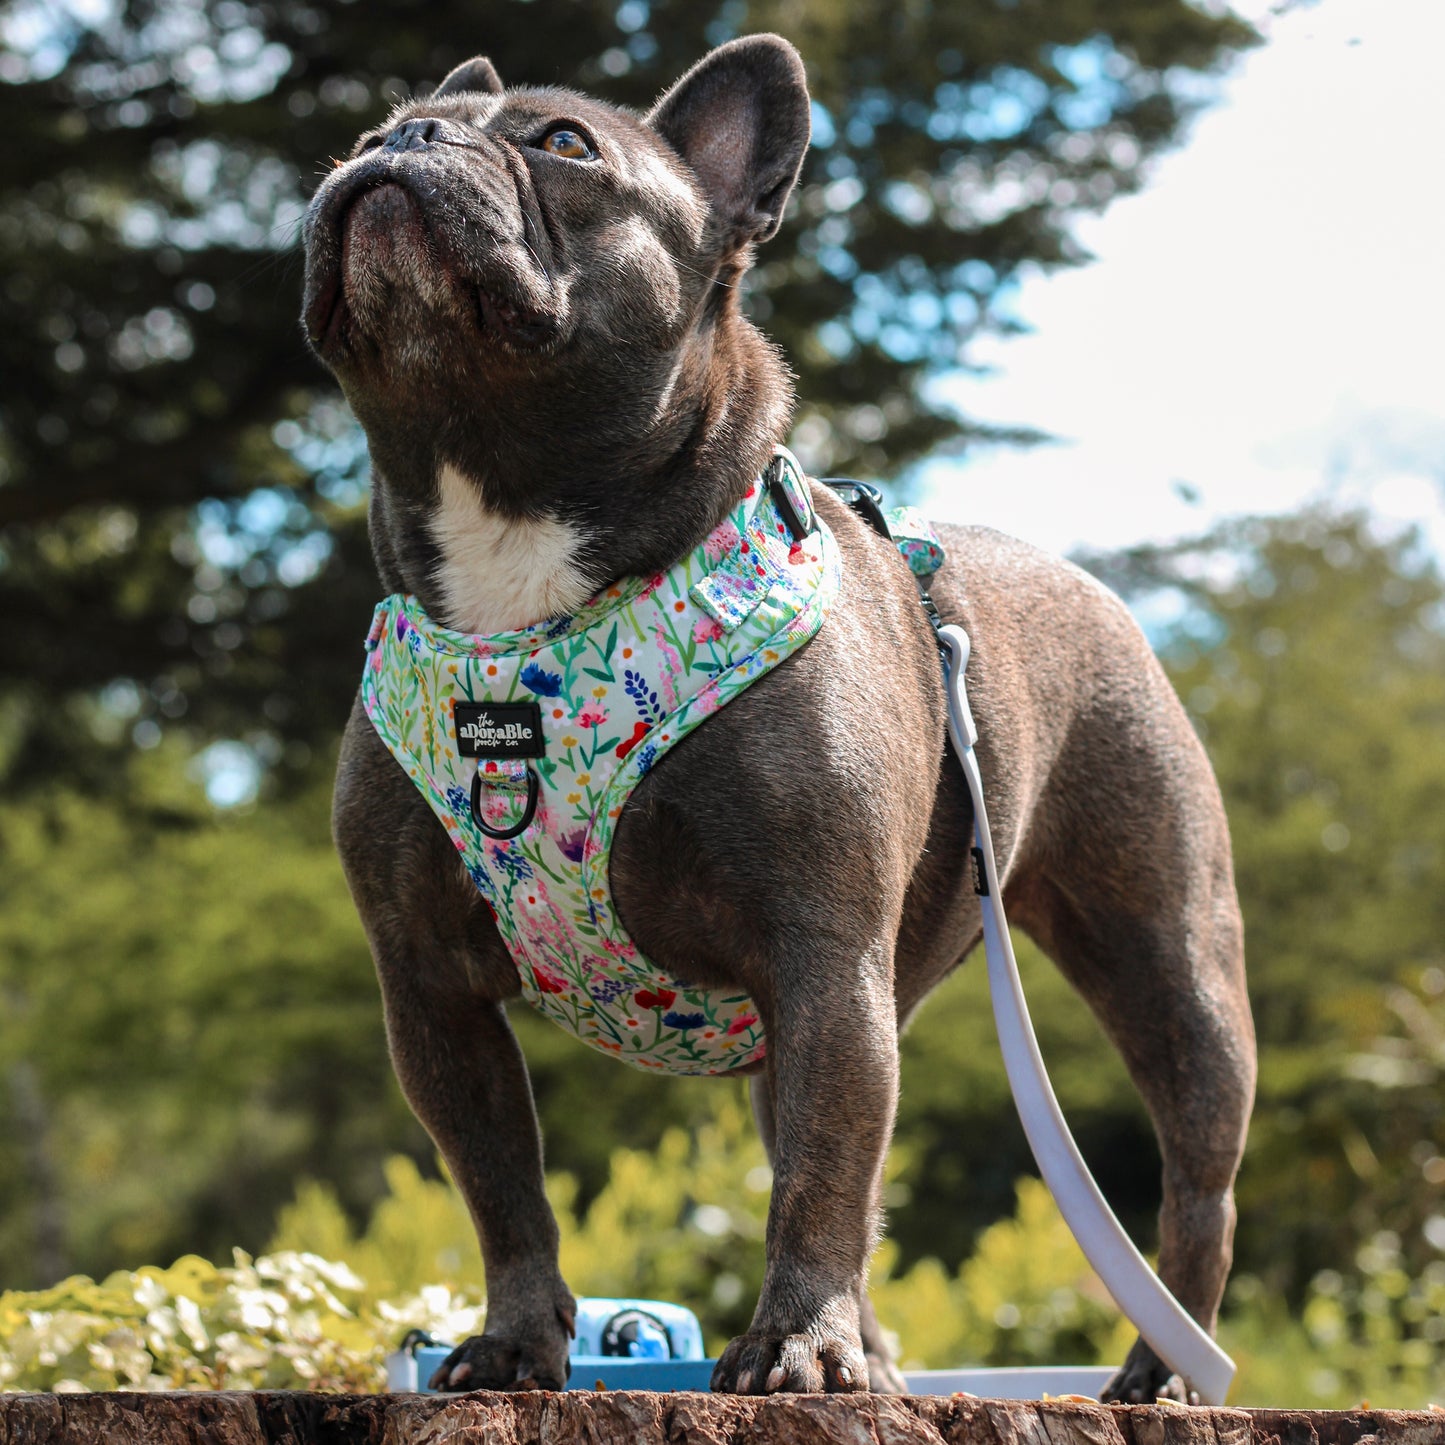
[1,1392,1442,1445]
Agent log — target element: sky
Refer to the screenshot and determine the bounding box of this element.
[920,0,1445,559]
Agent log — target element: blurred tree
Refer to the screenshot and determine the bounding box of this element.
[1082,512,1445,1295]
[0,0,1256,796]
[12,508,1445,1302]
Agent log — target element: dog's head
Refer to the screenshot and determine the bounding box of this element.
[302,37,811,615]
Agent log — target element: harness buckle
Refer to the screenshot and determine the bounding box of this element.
[765,455,811,543]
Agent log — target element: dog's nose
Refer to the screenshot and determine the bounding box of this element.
[383,118,440,152]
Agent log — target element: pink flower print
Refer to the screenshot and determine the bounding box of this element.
[726,1012,759,1035]
[578,704,608,728]
[639,572,665,599]
[705,518,741,563]
[651,624,683,711]
[695,682,721,718]
[693,616,724,644]
[602,937,637,959]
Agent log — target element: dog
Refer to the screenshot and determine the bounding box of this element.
[301,34,1255,1402]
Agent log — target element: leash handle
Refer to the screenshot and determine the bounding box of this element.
[938,624,1235,1406]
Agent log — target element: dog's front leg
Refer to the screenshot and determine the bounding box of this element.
[712,944,898,1395]
[748,1073,909,1393]
[378,967,576,1390]
[336,714,575,1391]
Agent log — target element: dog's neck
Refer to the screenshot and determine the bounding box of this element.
[365,313,790,634]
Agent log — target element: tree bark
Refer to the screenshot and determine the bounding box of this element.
[1,1393,1442,1445]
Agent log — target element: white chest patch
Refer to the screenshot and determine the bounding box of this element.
[428,463,593,634]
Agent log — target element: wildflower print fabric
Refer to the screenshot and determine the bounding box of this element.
[883,505,946,578]
[361,448,842,1076]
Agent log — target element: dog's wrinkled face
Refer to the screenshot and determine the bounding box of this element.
[304,80,702,381]
[301,38,811,624]
[302,43,809,443]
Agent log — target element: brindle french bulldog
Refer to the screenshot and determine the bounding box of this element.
[302,34,1255,1402]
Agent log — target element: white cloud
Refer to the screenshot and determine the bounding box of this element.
[922,0,1445,557]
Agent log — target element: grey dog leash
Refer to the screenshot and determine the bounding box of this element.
[939,623,1235,1405]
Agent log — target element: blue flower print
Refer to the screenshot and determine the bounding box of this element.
[590,978,630,1005]
[520,662,563,697]
[624,669,662,723]
[558,827,587,863]
[663,1011,707,1030]
[634,743,657,776]
[445,784,469,816]
[489,845,533,881]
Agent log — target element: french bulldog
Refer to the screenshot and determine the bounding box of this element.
[302,34,1255,1401]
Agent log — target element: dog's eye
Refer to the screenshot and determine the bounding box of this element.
[538,126,596,161]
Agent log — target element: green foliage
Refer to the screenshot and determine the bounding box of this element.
[0,1250,479,1393]
[269,1157,484,1305]
[0,754,426,1291]
[0,0,1256,796]
[872,1178,1135,1371]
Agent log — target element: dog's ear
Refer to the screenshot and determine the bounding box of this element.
[433,56,505,99]
[646,34,810,247]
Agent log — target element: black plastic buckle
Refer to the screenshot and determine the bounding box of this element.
[765,456,811,543]
[470,765,540,840]
[819,478,892,542]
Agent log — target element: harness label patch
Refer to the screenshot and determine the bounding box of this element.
[453,702,545,759]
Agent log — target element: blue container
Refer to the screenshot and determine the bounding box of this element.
[388,1298,713,1394]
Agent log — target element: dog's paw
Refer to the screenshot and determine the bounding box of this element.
[710,1329,869,1395]
[427,1331,570,1393]
[1100,1343,1200,1405]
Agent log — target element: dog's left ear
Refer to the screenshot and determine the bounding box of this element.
[434,56,505,99]
[646,33,810,247]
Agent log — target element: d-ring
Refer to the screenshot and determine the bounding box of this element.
[470,765,540,840]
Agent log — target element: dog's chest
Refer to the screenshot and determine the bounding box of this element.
[428,462,594,635]
[361,452,840,1074]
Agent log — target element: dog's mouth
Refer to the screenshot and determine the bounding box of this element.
[473,284,554,349]
[305,174,558,359]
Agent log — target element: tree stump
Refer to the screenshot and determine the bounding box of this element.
[2,1392,1443,1445]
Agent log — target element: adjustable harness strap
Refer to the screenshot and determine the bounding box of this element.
[821,479,948,646]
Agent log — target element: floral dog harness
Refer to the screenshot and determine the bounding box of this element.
[361,449,945,1076]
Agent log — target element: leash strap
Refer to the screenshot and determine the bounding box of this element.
[938,623,1235,1405]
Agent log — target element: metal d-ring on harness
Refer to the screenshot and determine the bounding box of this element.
[824,479,1236,1406]
[470,765,540,841]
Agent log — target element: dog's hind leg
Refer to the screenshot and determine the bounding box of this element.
[1013,848,1255,1403]
[748,1073,909,1393]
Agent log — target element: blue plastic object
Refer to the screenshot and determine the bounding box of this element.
[390,1298,710,1394]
